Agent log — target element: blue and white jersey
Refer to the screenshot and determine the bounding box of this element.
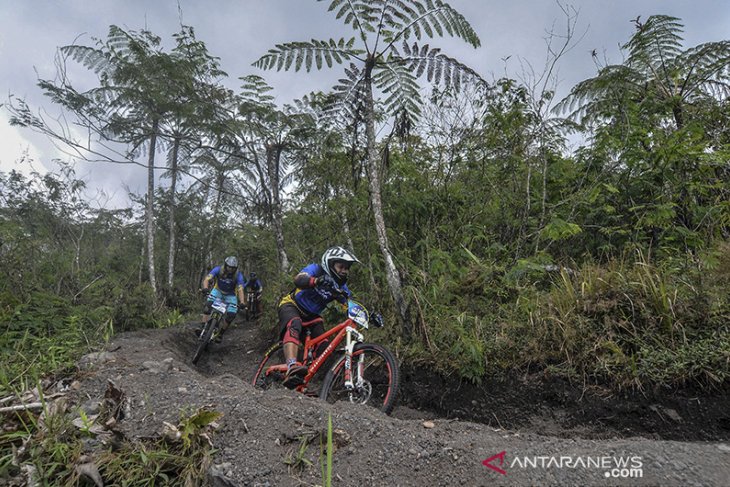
[206,266,245,295]
[292,263,350,316]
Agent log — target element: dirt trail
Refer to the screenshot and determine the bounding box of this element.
[70,322,730,486]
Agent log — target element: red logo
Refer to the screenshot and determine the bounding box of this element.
[482,451,507,475]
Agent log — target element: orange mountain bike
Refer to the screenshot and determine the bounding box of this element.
[252,299,400,415]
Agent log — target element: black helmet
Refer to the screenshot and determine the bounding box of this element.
[321,246,360,285]
[249,271,257,280]
[223,256,238,274]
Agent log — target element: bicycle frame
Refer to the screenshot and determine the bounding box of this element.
[264,316,364,392]
[193,297,226,364]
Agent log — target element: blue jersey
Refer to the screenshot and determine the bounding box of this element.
[245,278,262,291]
[207,266,245,295]
[292,263,350,316]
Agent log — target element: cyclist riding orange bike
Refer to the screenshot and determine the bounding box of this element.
[278,246,360,389]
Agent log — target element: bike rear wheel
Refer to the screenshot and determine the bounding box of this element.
[319,343,400,415]
[252,342,286,389]
[192,317,217,365]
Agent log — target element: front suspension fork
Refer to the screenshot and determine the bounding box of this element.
[343,327,364,390]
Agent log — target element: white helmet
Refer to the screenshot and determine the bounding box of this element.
[223,256,238,275]
[321,246,360,285]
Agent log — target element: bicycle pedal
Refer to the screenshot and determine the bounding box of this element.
[282,373,305,389]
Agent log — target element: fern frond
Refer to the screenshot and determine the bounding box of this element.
[252,39,362,72]
[396,42,486,91]
[625,15,683,75]
[325,62,368,123]
[60,45,111,75]
[372,58,422,117]
[237,74,277,118]
[676,41,730,100]
[554,64,642,122]
[696,79,730,100]
[320,0,375,34]
[381,0,480,48]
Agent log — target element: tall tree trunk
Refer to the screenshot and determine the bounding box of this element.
[534,145,549,254]
[363,64,409,332]
[139,233,145,285]
[146,120,159,295]
[266,143,289,272]
[167,136,180,289]
[205,170,225,266]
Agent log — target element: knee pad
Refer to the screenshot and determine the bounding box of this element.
[282,319,302,345]
[225,311,236,323]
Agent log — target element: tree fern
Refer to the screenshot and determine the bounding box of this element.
[556,15,730,127]
[60,45,110,76]
[254,0,485,125]
[253,0,485,326]
[253,38,361,72]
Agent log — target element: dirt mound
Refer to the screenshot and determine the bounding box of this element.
[69,322,730,486]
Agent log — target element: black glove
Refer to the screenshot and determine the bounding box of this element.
[315,274,336,289]
[200,288,210,296]
[371,312,384,328]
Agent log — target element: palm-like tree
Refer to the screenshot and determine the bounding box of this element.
[32,25,231,294]
[230,75,317,273]
[254,0,485,328]
[162,26,229,290]
[558,15,730,131]
[557,15,730,238]
[52,26,182,295]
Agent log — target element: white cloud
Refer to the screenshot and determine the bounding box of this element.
[0,114,47,177]
[1,0,728,208]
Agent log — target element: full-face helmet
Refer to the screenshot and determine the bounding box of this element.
[223,256,238,276]
[321,246,360,285]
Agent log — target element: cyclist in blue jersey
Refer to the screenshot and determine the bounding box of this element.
[243,272,264,317]
[199,256,246,341]
[278,246,360,388]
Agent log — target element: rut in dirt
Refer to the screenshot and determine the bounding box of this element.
[162,321,730,443]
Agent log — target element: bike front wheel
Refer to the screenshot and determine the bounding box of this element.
[319,343,400,415]
[192,318,217,365]
[252,341,286,389]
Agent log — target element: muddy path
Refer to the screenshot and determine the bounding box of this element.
[69,321,730,486]
[174,319,730,442]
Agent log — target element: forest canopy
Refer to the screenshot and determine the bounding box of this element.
[2,8,729,394]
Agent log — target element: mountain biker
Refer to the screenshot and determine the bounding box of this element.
[199,256,245,342]
[278,246,359,389]
[243,271,263,317]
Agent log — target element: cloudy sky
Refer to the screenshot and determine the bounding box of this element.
[1,0,728,208]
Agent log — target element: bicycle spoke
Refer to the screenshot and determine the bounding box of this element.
[324,347,394,410]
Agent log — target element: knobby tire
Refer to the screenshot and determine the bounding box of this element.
[319,343,400,415]
[252,341,285,389]
[192,317,217,365]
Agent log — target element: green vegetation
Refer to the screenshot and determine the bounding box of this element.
[1,5,728,483]
[0,401,219,485]
[2,8,728,391]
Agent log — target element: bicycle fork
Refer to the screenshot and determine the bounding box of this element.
[343,326,365,391]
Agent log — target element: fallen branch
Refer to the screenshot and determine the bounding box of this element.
[0,395,17,405]
[0,402,44,413]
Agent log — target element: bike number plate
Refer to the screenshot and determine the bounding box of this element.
[212,299,227,314]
